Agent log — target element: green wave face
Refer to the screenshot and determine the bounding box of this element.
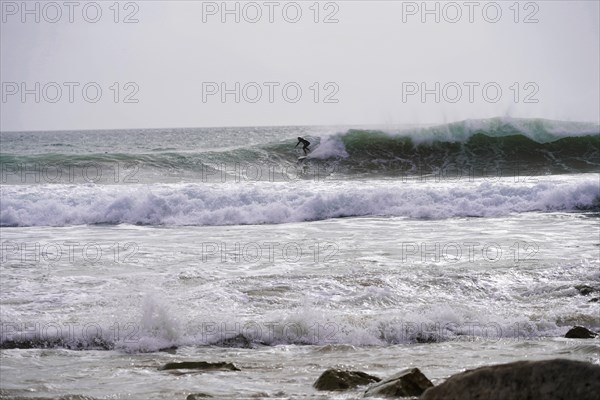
[334,130,599,176]
[1,118,598,181]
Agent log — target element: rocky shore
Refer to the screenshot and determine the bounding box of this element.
[2,357,599,400]
[311,358,600,399]
[2,324,598,399]
[166,353,600,399]
[419,359,600,400]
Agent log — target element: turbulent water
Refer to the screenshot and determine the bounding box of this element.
[1,117,599,399]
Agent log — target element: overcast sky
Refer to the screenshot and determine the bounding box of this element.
[1,0,599,131]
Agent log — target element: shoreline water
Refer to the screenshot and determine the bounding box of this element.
[1,339,599,399]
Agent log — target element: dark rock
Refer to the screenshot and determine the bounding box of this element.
[158,346,177,354]
[414,333,438,343]
[574,284,596,296]
[420,359,600,400]
[0,339,54,349]
[565,326,598,339]
[0,396,99,400]
[186,393,213,399]
[313,369,381,391]
[589,297,599,303]
[158,361,240,371]
[0,388,52,400]
[212,334,254,348]
[363,368,433,397]
[0,337,113,351]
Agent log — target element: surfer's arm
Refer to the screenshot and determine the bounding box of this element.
[295,141,300,147]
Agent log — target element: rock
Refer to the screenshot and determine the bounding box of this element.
[186,393,213,399]
[363,368,433,397]
[313,369,381,391]
[0,337,113,350]
[211,334,254,348]
[588,297,599,303]
[565,326,598,339]
[420,359,600,400]
[158,346,177,354]
[574,284,596,296]
[0,396,99,400]
[0,390,100,400]
[158,361,240,371]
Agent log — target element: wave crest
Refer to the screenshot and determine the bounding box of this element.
[2,176,598,227]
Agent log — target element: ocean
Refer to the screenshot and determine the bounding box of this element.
[1,117,599,399]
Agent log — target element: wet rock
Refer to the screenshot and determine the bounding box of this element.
[0,338,58,349]
[0,337,113,351]
[0,395,98,400]
[589,297,599,303]
[420,359,600,400]
[212,334,254,348]
[574,284,596,296]
[186,393,213,399]
[158,361,240,371]
[158,346,177,354]
[363,368,433,397]
[414,333,438,343]
[313,369,381,391]
[565,326,598,339]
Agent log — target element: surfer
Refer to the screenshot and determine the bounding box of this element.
[295,137,311,156]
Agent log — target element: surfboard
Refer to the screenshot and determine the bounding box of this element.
[297,156,308,162]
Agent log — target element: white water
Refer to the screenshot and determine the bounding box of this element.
[1,210,599,398]
[2,175,598,227]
